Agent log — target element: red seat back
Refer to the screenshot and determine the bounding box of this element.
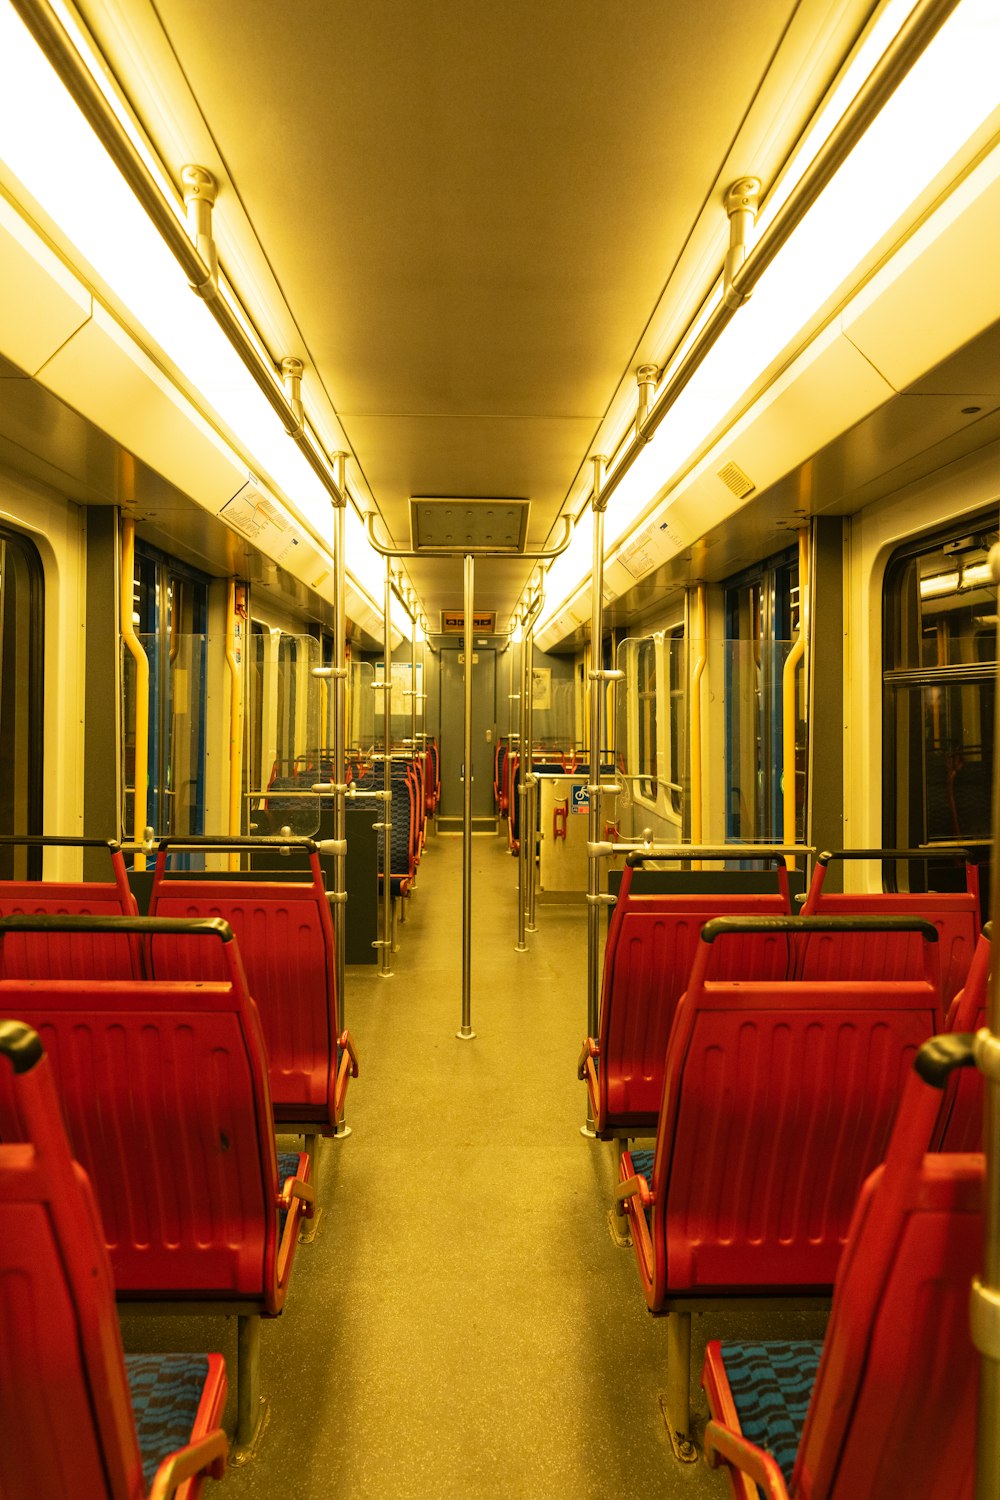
[596,858,795,1131]
[800,851,979,1003]
[792,1067,982,1499]
[646,917,942,1307]
[0,843,140,980]
[0,923,282,1305]
[937,925,991,1151]
[149,850,338,1125]
[0,1021,149,1499]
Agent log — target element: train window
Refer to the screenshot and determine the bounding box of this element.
[0,525,43,879]
[123,546,208,846]
[724,549,803,843]
[883,518,997,904]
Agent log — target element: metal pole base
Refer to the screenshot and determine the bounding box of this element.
[580,1123,598,1138]
[456,1027,477,1041]
[515,941,528,953]
[334,1122,353,1138]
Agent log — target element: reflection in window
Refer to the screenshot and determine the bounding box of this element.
[884,519,996,907]
[637,638,657,800]
[724,551,802,843]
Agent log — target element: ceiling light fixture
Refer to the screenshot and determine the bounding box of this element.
[537,0,999,633]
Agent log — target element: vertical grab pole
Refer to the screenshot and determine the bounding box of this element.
[584,456,607,1137]
[974,543,1000,1498]
[515,609,529,953]
[525,577,540,933]
[225,582,245,870]
[331,458,350,1108]
[781,530,809,868]
[379,556,393,977]
[120,517,149,869]
[689,584,707,868]
[458,554,476,1039]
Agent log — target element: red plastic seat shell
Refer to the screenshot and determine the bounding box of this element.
[594,887,792,1133]
[149,859,342,1126]
[622,966,941,1311]
[0,975,290,1308]
[0,1045,227,1500]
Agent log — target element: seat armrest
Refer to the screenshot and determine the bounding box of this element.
[338,1029,359,1077]
[576,1036,598,1080]
[279,1174,316,1219]
[334,1029,359,1116]
[614,1174,653,1210]
[149,1429,228,1498]
[703,1421,790,1500]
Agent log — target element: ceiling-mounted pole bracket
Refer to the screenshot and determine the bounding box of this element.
[180,165,219,300]
[281,358,305,433]
[635,366,658,441]
[723,176,761,309]
[591,454,608,514]
[363,508,573,560]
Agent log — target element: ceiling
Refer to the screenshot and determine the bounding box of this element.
[75,0,878,626]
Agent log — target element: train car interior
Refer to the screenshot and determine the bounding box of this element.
[0,0,998,1495]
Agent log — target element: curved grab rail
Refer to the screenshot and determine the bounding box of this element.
[364,509,574,561]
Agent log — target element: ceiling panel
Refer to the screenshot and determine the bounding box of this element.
[93,0,813,618]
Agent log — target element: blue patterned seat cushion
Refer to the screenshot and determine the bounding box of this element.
[629,1148,654,1226]
[717,1340,824,1486]
[277,1150,302,1240]
[125,1353,209,1488]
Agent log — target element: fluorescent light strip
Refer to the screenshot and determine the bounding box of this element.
[538,0,1000,630]
[0,4,333,540]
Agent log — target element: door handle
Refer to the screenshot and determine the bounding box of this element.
[554,799,568,840]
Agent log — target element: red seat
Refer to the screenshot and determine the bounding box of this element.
[703,1040,983,1500]
[579,851,796,1135]
[936,923,991,1150]
[148,836,357,1134]
[0,836,140,979]
[0,1018,228,1500]
[616,914,943,1456]
[800,848,980,1003]
[0,913,315,1448]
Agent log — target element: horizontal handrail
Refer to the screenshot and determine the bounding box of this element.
[625,843,804,868]
[818,845,983,865]
[701,914,939,942]
[0,913,235,941]
[0,835,122,850]
[153,835,320,853]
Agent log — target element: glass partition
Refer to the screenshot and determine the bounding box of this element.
[715,637,804,846]
[614,633,686,844]
[246,631,324,837]
[122,632,208,843]
[348,659,376,759]
[613,630,805,846]
[529,661,577,757]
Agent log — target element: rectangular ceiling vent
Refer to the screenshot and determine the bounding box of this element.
[717,461,755,499]
[410,497,530,551]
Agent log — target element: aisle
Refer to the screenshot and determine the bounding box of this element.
[213,831,731,1499]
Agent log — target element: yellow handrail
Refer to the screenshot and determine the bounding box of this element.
[782,531,809,868]
[226,582,245,862]
[120,518,149,869]
[690,585,707,853]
